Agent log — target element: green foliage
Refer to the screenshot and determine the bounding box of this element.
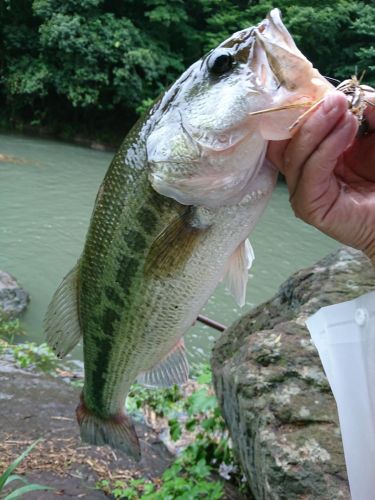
[0,310,26,345]
[0,0,374,142]
[283,1,375,85]
[99,364,245,499]
[126,382,183,417]
[11,342,58,372]
[0,312,61,373]
[0,439,53,499]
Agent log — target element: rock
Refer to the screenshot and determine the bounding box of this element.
[90,142,107,151]
[0,270,30,318]
[212,247,375,499]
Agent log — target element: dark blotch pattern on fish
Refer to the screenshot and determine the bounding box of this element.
[137,207,158,234]
[104,286,124,308]
[89,338,111,415]
[125,230,147,252]
[116,256,139,296]
[87,307,120,413]
[102,307,121,338]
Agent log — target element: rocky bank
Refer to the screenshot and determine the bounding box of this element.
[0,270,175,498]
[212,247,375,499]
[0,269,29,318]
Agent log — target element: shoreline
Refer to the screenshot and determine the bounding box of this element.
[0,125,119,153]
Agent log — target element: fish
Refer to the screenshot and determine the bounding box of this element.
[44,9,332,460]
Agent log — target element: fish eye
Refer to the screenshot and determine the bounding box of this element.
[207,49,234,76]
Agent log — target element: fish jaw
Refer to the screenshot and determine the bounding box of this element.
[148,126,267,209]
[253,8,333,140]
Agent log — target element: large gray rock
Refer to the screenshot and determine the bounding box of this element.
[0,270,29,318]
[212,247,375,499]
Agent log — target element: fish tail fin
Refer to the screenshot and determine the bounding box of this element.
[76,397,141,461]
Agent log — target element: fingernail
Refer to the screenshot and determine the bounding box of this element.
[344,110,355,125]
[343,111,358,143]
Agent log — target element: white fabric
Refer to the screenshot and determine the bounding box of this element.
[306,290,375,500]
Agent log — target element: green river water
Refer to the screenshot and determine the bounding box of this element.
[0,133,339,364]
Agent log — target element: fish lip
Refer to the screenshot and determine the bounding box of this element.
[254,8,301,55]
[252,8,308,90]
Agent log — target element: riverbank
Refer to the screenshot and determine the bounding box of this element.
[0,267,245,498]
[0,125,118,153]
[0,343,245,499]
[0,356,173,499]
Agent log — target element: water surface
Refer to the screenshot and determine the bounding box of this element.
[0,133,339,362]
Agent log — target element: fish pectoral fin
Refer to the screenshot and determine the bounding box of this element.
[224,239,254,308]
[44,262,82,358]
[137,339,189,388]
[145,207,207,277]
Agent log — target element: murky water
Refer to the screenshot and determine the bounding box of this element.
[0,133,339,363]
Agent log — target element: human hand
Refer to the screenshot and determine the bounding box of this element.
[267,90,375,264]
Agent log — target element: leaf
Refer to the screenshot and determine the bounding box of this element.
[187,388,217,415]
[118,488,138,499]
[143,482,155,494]
[0,439,42,490]
[189,458,211,479]
[4,475,28,487]
[4,483,54,500]
[197,365,212,384]
[185,417,197,431]
[201,416,217,432]
[168,418,182,441]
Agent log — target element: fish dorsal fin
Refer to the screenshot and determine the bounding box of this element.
[137,339,189,388]
[224,239,254,307]
[44,263,82,358]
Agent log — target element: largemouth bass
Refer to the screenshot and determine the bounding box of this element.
[45,9,332,460]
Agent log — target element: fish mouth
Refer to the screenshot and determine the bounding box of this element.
[256,9,304,61]
[252,8,332,103]
[252,9,308,92]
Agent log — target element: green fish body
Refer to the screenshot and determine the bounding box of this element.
[45,9,332,459]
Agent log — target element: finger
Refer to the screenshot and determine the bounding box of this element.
[266,139,289,172]
[290,111,358,222]
[283,91,349,197]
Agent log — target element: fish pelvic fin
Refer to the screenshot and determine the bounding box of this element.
[44,262,82,358]
[223,239,254,307]
[76,397,141,461]
[137,339,189,388]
